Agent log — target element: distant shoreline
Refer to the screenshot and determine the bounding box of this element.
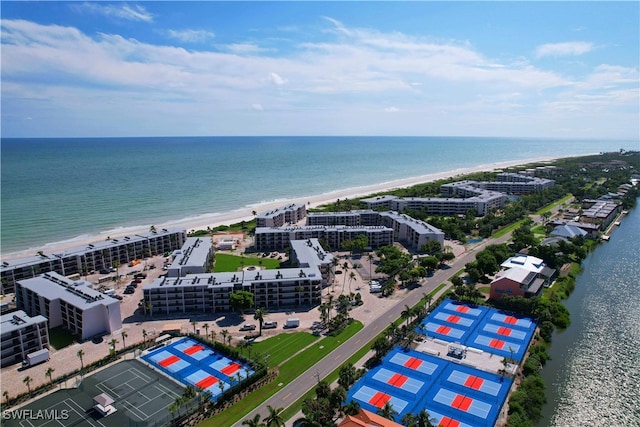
[1,155,574,261]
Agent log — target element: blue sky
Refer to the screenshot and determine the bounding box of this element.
[1,1,638,138]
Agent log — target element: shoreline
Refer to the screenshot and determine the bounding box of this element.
[1,155,567,261]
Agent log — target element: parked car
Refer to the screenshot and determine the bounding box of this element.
[262,321,278,329]
[128,281,138,288]
[124,287,135,294]
[134,273,147,279]
[240,324,257,331]
[99,268,111,275]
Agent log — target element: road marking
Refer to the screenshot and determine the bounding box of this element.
[282,392,292,401]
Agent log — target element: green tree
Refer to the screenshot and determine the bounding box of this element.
[230,290,254,314]
[220,329,230,346]
[338,363,358,389]
[254,307,268,336]
[45,367,55,385]
[23,376,32,395]
[264,405,285,427]
[242,413,265,427]
[377,401,398,421]
[77,349,85,371]
[202,323,209,338]
[191,320,198,334]
[121,331,128,349]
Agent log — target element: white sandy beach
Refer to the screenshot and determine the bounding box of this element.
[2,156,561,261]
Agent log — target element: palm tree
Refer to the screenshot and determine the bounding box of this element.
[191,320,198,334]
[77,349,85,371]
[264,405,285,427]
[220,329,229,346]
[109,338,118,355]
[368,253,374,280]
[121,331,128,349]
[210,330,217,342]
[417,409,437,427]
[341,262,349,293]
[23,376,32,395]
[377,401,398,421]
[45,367,55,385]
[142,329,148,343]
[3,390,8,404]
[113,260,121,286]
[202,323,210,339]
[242,413,264,427]
[401,304,413,328]
[254,307,267,336]
[348,271,356,293]
[331,257,339,291]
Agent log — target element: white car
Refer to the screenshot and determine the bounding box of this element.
[240,324,257,331]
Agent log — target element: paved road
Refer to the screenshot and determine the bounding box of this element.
[232,233,513,426]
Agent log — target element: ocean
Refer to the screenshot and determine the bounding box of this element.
[539,200,640,426]
[0,136,636,257]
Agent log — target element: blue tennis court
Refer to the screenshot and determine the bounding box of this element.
[416,299,536,362]
[141,337,255,401]
[347,347,512,426]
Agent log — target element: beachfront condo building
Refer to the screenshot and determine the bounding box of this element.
[167,237,214,277]
[1,228,186,294]
[1,310,49,367]
[15,272,122,341]
[361,174,554,216]
[307,210,445,250]
[361,189,506,216]
[143,239,332,314]
[256,203,307,227]
[254,225,394,252]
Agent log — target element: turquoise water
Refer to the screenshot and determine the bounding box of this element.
[1,136,636,256]
[539,202,640,426]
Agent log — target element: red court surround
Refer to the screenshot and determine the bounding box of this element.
[159,355,180,367]
[489,338,505,349]
[184,345,204,355]
[504,316,517,324]
[388,373,408,388]
[403,357,423,370]
[369,391,391,408]
[452,394,473,411]
[464,375,485,390]
[446,315,461,324]
[195,375,219,389]
[439,417,461,427]
[497,327,512,336]
[436,325,452,335]
[221,362,241,376]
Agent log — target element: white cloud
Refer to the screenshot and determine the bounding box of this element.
[1,18,637,138]
[535,41,593,58]
[225,43,274,54]
[166,29,215,43]
[269,72,287,86]
[73,2,153,22]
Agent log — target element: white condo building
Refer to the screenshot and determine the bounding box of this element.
[256,203,307,227]
[15,272,122,341]
[1,228,186,294]
[1,310,49,367]
[167,237,215,277]
[143,239,333,314]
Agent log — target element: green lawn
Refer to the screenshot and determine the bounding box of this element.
[249,332,319,367]
[199,321,363,427]
[213,253,280,272]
